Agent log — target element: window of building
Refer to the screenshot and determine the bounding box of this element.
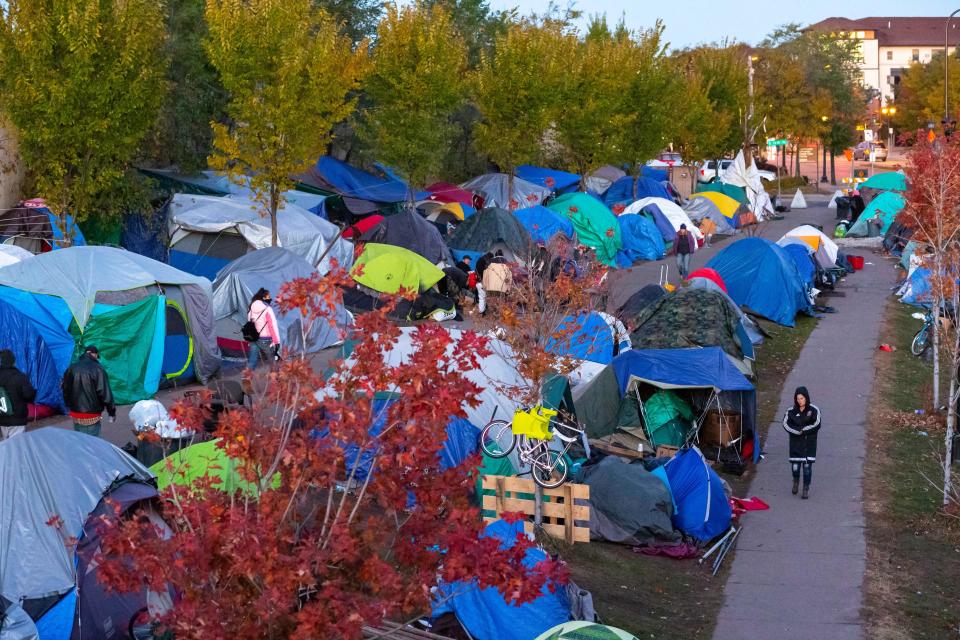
[913,49,920,62]
[856,31,865,39]
[886,51,893,61]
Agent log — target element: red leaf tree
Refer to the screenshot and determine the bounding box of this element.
[96,269,564,639]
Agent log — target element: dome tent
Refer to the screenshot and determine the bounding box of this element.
[846,191,906,238]
[547,193,622,266]
[460,173,551,210]
[513,205,575,244]
[358,209,453,264]
[615,212,666,266]
[777,224,839,268]
[447,206,533,262]
[623,197,703,242]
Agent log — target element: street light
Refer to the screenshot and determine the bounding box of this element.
[821,115,829,183]
[881,106,896,149]
[946,9,960,122]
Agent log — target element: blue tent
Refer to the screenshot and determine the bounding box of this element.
[707,238,811,327]
[516,165,581,193]
[433,519,570,640]
[664,448,733,541]
[313,156,429,204]
[641,165,669,182]
[0,299,65,410]
[780,243,816,288]
[616,213,666,266]
[546,311,615,364]
[639,203,681,242]
[513,206,575,244]
[901,267,932,307]
[603,176,672,207]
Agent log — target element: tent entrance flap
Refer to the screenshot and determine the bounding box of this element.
[162,299,195,380]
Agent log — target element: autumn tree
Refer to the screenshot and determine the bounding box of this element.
[205,0,367,245]
[893,49,960,131]
[314,0,384,44]
[99,272,563,638]
[0,0,166,227]
[361,2,467,204]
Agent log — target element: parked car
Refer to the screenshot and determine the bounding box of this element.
[853,141,887,162]
[697,159,734,183]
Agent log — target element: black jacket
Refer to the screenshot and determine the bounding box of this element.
[62,354,115,417]
[0,351,36,427]
[782,386,821,462]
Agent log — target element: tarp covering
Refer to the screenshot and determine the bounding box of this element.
[0,429,153,604]
[426,182,476,207]
[623,197,703,240]
[515,165,581,193]
[0,299,63,410]
[0,244,32,267]
[432,519,570,640]
[213,247,351,353]
[861,171,906,192]
[644,389,694,447]
[447,207,533,259]
[310,156,428,204]
[546,311,615,364]
[513,206,575,244]
[615,213,666,266]
[663,447,732,541]
[695,181,748,205]
[547,193,622,266]
[718,150,774,219]
[603,176,672,207]
[359,209,453,264]
[777,224,839,268]
[579,456,678,545]
[351,243,445,294]
[0,205,85,252]
[707,238,811,327]
[683,197,736,235]
[900,267,932,306]
[461,173,551,210]
[611,347,755,394]
[846,191,906,238]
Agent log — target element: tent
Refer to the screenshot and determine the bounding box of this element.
[0,204,85,253]
[426,182,477,207]
[718,150,775,219]
[846,191,906,237]
[461,173,551,210]
[0,244,32,267]
[150,438,276,496]
[707,238,811,327]
[516,165,581,193]
[695,181,748,205]
[0,246,220,404]
[423,202,475,224]
[899,266,932,307]
[603,175,672,207]
[776,224,839,268]
[0,429,166,640]
[861,171,907,192]
[0,299,64,410]
[359,209,453,264]
[686,276,764,346]
[687,267,727,292]
[585,165,626,195]
[536,622,639,640]
[547,193,622,266]
[297,156,428,215]
[342,214,384,239]
[623,197,703,241]
[663,447,733,541]
[167,193,354,280]
[617,284,667,322]
[615,212,666,266]
[790,189,807,209]
[641,165,669,182]
[781,243,816,288]
[689,191,742,218]
[447,206,533,262]
[683,197,736,235]
[513,205,575,244]
[351,243,445,294]
[212,247,352,358]
[545,311,616,364]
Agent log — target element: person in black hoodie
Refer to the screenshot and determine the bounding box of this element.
[0,350,36,441]
[62,345,115,438]
[782,386,821,499]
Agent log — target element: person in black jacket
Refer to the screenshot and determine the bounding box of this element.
[782,386,821,499]
[0,350,36,441]
[61,345,115,438]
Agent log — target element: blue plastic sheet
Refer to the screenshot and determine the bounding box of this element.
[664,448,732,541]
[0,299,66,411]
[603,176,672,207]
[640,165,668,182]
[781,243,816,288]
[121,210,168,263]
[513,206,575,244]
[515,165,581,193]
[615,213,666,266]
[902,267,932,307]
[611,347,754,394]
[546,312,615,364]
[316,156,429,204]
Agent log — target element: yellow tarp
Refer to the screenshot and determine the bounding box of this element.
[690,191,740,218]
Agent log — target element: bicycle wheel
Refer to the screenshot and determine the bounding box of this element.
[480,420,516,458]
[531,450,569,489]
[911,328,929,356]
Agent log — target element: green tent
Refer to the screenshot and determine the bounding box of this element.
[695,181,748,205]
[351,242,445,294]
[150,438,279,496]
[536,622,639,640]
[862,171,906,192]
[642,389,693,448]
[547,193,622,266]
[847,191,906,237]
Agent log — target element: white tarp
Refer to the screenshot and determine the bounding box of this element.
[719,150,776,219]
[623,197,704,240]
[790,189,807,209]
[0,244,32,268]
[167,194,353,275]
[460,173,551,209]
[827,190,843,209]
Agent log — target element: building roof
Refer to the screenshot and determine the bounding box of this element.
[807,17,959,47]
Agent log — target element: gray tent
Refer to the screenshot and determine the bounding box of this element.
[359,210,453,265]
[446,207,533,260]
[585,165,627,195]
[212,247,352,356]
[683,197,736,235]
[460,173,550,210]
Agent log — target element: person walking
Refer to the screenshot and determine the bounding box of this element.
[782,386,821,499]
[246,288,281,370]
[672,224,696,279]
[62,345,115,438]
[0,350,36,441]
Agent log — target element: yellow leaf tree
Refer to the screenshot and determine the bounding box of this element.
[205,0,368,245]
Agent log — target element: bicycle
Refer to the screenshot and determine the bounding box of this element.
[911,310,934,356]
[479,406,585,489]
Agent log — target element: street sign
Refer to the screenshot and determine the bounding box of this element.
[853,168,868,179]
[863,129,874,142]
[766,138,788,146]
[856,124,866,131]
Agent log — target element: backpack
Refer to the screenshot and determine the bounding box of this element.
[242,307,267,342]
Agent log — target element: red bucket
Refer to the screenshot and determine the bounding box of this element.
[848,255,864,271]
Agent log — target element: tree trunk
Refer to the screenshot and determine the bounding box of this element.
[946,372,955,505]
[507,169,515,210]
[830,150,836,185]
[933,279,942,410]
[270,185,279,247]
[794,142,801,179]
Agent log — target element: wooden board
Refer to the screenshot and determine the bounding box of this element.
[480,475,591,544]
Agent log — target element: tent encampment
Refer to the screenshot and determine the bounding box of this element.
[0,204,85,253]
[615,212,666,266]
[461,173,551,209]
[846,191,906,237]
[359,209,453,264]
[547,193,622,266]
[707,238,811,327]
[513,205,575,244]
[446,206,533,262]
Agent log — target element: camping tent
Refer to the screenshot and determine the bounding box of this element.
[447,207,533,262]
[686,276,764,346]
[296,156,428,215]
[513,206,575,244]
[615,212,666,266]
[0,204,85,253]
[342,214,384,239]
[695,181,748,205]
[359,209,453,264]
[212,247,352,357]
[687,267,727,292]
[683,197,736,235]
[545,311,616,364]
[0,246,220,404]
[623,197,703,241]
[0,299,65,409]
[603,176,672,207]
[899,267,932,306]
[351,243,445,294]
[663,447,733,541]
[461,173,551,209]
[707,238,811,327]
[780,243,816,288]
[423,202,475,225]
[689,191,742,217]
[618,284,667,322]
[585,165,627,195]
[776,224,839,268]
[167,193,354,280]
[0,244,32,267]
[426,182,477,207]
[846,191,906,237]
[516,165,581,193]
[547,193,622,266]
[861,171,906,192]
[0,429,166,640]
[150,438,274,496]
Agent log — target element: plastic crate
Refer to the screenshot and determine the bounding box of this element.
[512,407,557,440]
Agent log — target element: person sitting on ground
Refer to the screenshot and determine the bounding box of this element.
[0,349,35,441]
[247,288,281,370]
[62,345,115,438]
[782,386,821,499]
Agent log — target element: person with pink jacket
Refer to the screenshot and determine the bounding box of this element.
[247,288,281,369]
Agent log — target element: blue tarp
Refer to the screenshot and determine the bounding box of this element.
[515,165,581,193]
[639,205,677,243]
[615,213,666,266]
[902,267,933,307]
[781,243,816,288]
[432,519,570,640]
[315,156,429,204]
[42,208,86,249]
[513,206,575,244]
[121,210,168,263]
[664,448,732,541]
[611,348,755,394]
[603,176,672,207]
[707,238,811,327]
[546,312,615,364]
[641,165,669,182]
[0,287,75,382]
[0,299,65,410]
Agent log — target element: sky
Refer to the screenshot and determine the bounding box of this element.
[488,0,960,49]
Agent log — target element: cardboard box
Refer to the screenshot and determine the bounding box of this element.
[591,430,654,460]
[699,411,741,447]
[655,445,679,459]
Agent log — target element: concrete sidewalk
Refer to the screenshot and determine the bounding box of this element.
[712,254,896,640]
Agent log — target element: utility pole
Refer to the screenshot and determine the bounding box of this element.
[744,54,756,160]
[946,9,960,123]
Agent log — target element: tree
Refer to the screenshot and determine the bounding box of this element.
[205,0,367,246]
[315,0,384,44]
[0,0,166,226]
[425,0,512,66]
[361,2,467,203]
[99,272,564,638]
[899,134,960,505]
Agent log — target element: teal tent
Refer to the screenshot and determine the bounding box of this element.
[695,181,748,204]
[861,171,906,192]
[847,191,905,237]
[547,193,622,266]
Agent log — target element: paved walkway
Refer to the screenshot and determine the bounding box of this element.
[712,250,896,639]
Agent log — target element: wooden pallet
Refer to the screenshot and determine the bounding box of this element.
[480,475,590,544]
